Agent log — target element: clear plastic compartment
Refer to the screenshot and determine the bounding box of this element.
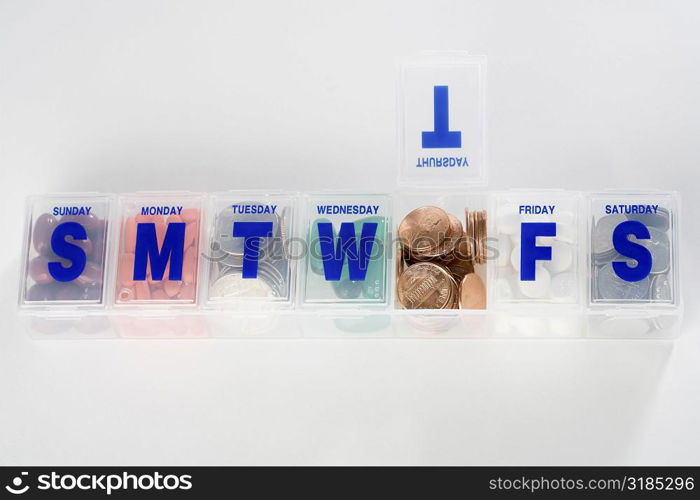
[491,190,584,306]
[393,191,490,315]
[585,190,682,338]
[399,51,487,187]
[298,193,392,308]
[112,191,206,306]
[200,191,297,309]
[19,193,114,310]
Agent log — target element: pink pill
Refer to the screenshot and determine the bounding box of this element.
[181,208,200,223]
[163,280,182,297]
[124,217,137,252]
[178,281,196,301]
[134,214,154,224]
[118,286,135,302]
[182,246,197,283]
[134,281,151,300]
[151,288,169,300]
[118,253,135,286]
[184,221,199,249]
[155,217,168,247]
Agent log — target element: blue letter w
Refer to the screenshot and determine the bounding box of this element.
[317,222,378,281]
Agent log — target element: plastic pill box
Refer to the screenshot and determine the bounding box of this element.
[17,52,683,339]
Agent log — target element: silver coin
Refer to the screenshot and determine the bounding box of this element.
[596,262,650,301]
[275,206,291,259]
[592,214,627,256]
[639,227,670,275]
[215,202,280,258]
[210,271,275,299]
[627,207,670,232]
[650,273,673,302]
[594,248,617,264]
[257,261,286,296]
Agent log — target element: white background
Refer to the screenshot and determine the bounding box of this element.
[1,0,699,465]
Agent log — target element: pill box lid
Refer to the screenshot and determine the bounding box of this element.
[19,192,115,311]
[398,51,487,188]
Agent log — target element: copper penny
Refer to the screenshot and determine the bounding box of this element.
[398,206,450,255]
[417,212,464,260]
[443,255,475,282]
[465,209,487,264]
[397,262,456,309]
[459,273,486,310]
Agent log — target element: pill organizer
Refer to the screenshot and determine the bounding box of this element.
[17,52,683,339]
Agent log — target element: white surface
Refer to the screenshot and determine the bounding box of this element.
[1,0,699,465]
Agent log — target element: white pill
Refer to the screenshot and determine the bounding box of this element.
[518,266,551,299]
[555,223,576,244]
[498,213,521,235]
[550,272,577,301]
[494,277,515,300]
[552,212,576,243]
[510,245,521,270]
[544,240,573,274]
[552,210,574,226]
[510,244,546,273]
[496,233,512,267]
[510,233,521,248]
[523,213,552,223]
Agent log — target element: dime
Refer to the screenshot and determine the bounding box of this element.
[257,260,286,297]
[596,262,650,301]
[398,206,450,255]
[210,271,275,299]
[215,202,280,260]
[397,262,456,309]
[592,214,626,256]
[458,273,486,310]
[650,273,672,302]
[640,226,670,275]
[628,207,670,232]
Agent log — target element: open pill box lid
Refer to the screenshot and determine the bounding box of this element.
[398,51,487,188]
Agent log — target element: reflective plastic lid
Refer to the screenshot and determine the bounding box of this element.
[398,51,487,187]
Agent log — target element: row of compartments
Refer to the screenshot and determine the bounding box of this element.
[20,310,681,340]
[19,189,681,319]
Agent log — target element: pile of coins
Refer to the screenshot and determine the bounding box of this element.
[207,203,290,300]
[396,206,487,309]
[592,210,672,303]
